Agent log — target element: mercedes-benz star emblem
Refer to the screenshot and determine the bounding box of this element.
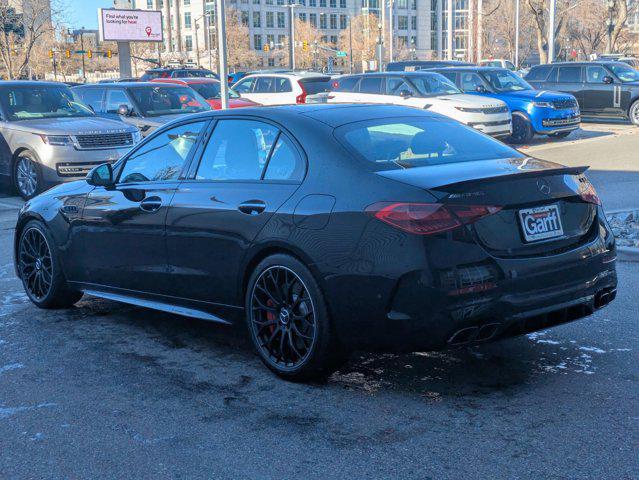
[537,179,551,195]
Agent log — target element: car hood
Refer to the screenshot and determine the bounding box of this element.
[8,116,137,135]
[431,94,506,108]
[496,89,576,102]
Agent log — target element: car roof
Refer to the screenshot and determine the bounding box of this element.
[76,81,185,88]
[241,71,330,80]
[151,77,220,85]
[174,104,440,128]
[429,66,510,72]
[0,81,71,87]
[146,67,211,71]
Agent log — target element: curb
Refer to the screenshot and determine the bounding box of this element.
[617,246,639,263]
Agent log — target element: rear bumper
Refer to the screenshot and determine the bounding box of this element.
[325,213,617,351]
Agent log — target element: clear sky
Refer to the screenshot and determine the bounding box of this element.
[67,0,113,30]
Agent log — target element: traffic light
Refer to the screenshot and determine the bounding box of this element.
[48,49,54,58]
[263,44,270,52]
[65,49,71,58]
[87,50,92,59]
[302,40,308,51]
[107,49,112,58]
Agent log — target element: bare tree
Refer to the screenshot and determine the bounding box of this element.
[609,0,629,53]
[483,0,536,66]
[338,13,378,73]
[225,8,258,70]
[0,0,59,79]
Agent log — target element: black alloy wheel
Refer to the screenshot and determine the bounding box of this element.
[246,254,347,380]
[509,113,534,144]
[18,221,83,309]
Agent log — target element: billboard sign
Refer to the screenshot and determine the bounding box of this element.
[99,9,163,42]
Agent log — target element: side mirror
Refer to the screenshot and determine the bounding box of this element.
[602,75,614,84]
[87,163,114,187]
[399,89,413,99]
[475,85,487,93]
[117,104,132,116]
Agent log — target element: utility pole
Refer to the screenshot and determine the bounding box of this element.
[79,27,86,82]
[377,21,383,72]
[477,0,483,62]
[514,0,520,67]
[288,4,297,70]
[548,0,556,63]
[388,0,394,63]
[436,0,443,59]
[206,12,213,70]
[194,19,201,66]
[348,16,353,74]
[216,0,229,109]
[446,0,453,60]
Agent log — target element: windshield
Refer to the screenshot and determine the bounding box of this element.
[129,86,210,117]
[0,85,94,121]
[410,74,461,96]
[337,117,522,170]
[481,70,532,92]
[190,82,240,99]
[607,63,639,83]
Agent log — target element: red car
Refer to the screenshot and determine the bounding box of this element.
[150,78,259,109]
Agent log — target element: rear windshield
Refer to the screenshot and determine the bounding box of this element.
[336,117,522,170]
[299,77,331,95]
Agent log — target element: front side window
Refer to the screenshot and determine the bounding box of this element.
[119,121,207,184]
[0,85,94,121]
[129,86,209,117]
[336,117,522,170]
[386,77,414,95]
[105,89,132,114]
[412,73,461,96]
[586,66,608,83]
[481,70,532,92]
[525,65,551,82]
[76,88,105,113]
[195,120,279,181]
[234,77,255,93]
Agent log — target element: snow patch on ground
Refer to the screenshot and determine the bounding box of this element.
[0,363,23,375]
[0,403,56,420]
[579,346,607,354]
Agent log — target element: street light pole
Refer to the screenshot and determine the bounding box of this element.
[388,0,394,63]
[288,4,297,70]
[446,0,453,60]
[216,0,229,109]
[548,0,556,63]
[348,16,353,73]
[194,20,201,66]
[514,0,520,67]
[376,22,383,72]
[80,27,86,82]
[606,0,615,54]
[477,0,483,62]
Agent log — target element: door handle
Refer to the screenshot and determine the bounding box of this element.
[140,196,163,212]
[238,200,266,215]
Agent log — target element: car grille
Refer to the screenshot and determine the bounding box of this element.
[74,132,134,150]
[542,115,581,127]
[482,105,509,114]
[468,119,512,127]
[552,99,578,110]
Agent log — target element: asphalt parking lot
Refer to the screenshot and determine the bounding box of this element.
[1,124,638,479]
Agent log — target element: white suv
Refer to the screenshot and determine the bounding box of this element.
[328,72,512,138]
[232,72,332,105]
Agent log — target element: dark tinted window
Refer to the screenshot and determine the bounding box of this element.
[76,88,105,113]
[254,77,275,93]
[359,77,384,94]
[105,89,132,114]
[190,82,240,99]
[525,65,551,81]
[129,86,209,117]
[437,71,457,83]
[264,135,305,181]
[586,65,608,83]
[299,77,331,94]
[196,120,279,181]
[119,121,206,183]
[386,77,414,95]
[557,66,582,83]
[275,78,292,93]
[337,117,522,171]
[334,76,359,91]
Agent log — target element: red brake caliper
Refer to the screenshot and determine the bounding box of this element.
[266,299,276,334]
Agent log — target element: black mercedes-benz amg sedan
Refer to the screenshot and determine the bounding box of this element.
[14,104,617,380]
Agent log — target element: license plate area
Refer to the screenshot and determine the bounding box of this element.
[518,204,564,243]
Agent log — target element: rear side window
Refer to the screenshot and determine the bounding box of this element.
[254,77,275,93]
[195,119,279,181]
[557,66,582,83]
[336,117,523,171]
[275,78,292,93]
[359,77,384,94]
[263,135,305,181]
[333,76,359,91]
[525,65,551,81]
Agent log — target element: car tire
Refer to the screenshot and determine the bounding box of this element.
[17,220,83,309]
[629,100,639,126]
[549,131,572,139]
[508,113,534,144]
[245,254,348,381]
[13,151,44,200]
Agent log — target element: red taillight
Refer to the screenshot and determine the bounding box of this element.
[365,202,502,235]
[578,181,601,205]
[296,81,308,104]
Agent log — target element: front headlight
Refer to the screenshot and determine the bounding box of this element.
[532,101,553,108]
[132,130,143,144]
[455,106,483,113]
[39,134,74,146]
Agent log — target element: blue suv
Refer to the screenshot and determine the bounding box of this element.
[431,67,581,143]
